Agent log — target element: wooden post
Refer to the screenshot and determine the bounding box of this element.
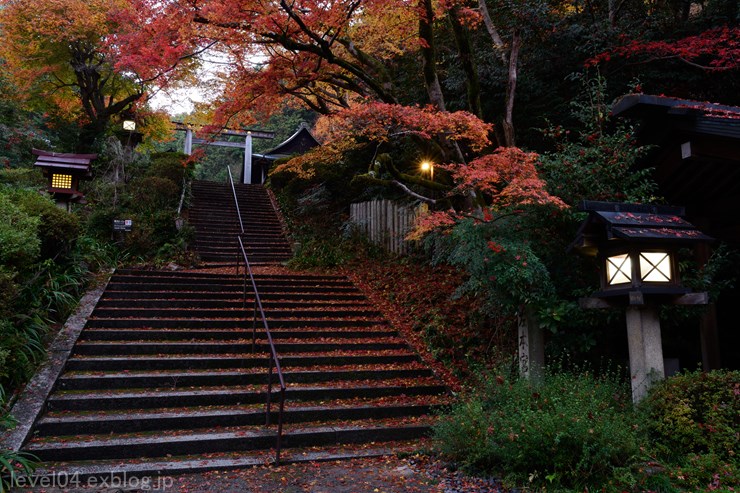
[625,305,665,403]
[518,305,544,382]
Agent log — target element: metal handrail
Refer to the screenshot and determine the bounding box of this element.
[227,167,245,234]
[228,170,286,465]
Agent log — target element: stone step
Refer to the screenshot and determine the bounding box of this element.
[194,247,291,255]
[34,402,440,436]
[104,283,358,293]
[193,237,290,246]
[47,384,447,411]
[90,308,382,319]
[27,423,430,462]
[79,328,398,341]
[102,291,366,301]
[96,299,368,309]
[64,353,421,371]
[109,276,353,287]
[84,318,388,329]
[112,270,345,281]
[57,367,432,390]
[31,442,420,480]
[72,340,406,356]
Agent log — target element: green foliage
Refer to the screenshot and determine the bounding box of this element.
[274,177,379,269]
[129,176,180,212]
[0,168,45,188]
[0,449,37,493]
[0,191,40,269]
[424,214,556,318]
[287,221,384,270]
[538,74,658,206]
[0,386,38,493]
[434,367,641,490]
[639,369,739,463]
[82,145,193,264]
[146,152,193,184]
[10,190,81,258]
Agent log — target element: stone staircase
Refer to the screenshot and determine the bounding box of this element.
[189,180,292,265]
[20,181,449,476]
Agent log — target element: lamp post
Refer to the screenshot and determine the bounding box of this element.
[420,160,433,181]
[571,201,712,402]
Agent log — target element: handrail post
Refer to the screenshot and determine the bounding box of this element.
[266,356,273,426]
[276,388,285,465]
[252,300,257,354]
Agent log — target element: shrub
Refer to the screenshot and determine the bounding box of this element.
[11,190,80,258]
[434,368,642,490]
[0,168,44,188]
[129,176,180,213]
[640,369,739,462]
[0,191,40,269]
[147,152,192,184]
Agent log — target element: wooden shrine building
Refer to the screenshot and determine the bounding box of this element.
[251,123,320,184]
[612,94,740,370]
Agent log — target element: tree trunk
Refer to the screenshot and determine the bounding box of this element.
[419,0,446,110]
[478,0,508,65]
[502,30,521,148]
[448,8,482,117]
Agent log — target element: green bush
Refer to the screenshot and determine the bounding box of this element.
[85,206,119,240]
[434,368,642,490]
[147,152,192,184]
[10,190,80,258]
[0,268,17,320]
[0,191,40,269]
[640,369,739,462]
[0,168,44,188]
[129,176,180,212]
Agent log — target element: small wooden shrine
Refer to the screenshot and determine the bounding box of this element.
[33,149,95,209]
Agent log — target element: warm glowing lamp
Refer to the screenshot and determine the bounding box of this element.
[420,161,433,180]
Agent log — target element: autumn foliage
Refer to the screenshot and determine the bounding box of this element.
[448,148,566,208]
[588,26,740,71]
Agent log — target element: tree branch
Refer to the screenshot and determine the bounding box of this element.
[352,174,437,204]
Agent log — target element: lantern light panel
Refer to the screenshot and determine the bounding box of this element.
[640,252,672,283]
[51,173,73,189]
[606,254,632,285]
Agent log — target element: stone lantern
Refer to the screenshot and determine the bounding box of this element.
[571,201,712,402]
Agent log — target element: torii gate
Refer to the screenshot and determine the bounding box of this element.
[173,122,275,184]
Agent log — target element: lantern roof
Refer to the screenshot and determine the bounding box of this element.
[571,201,713,256]
[32,149,96,176]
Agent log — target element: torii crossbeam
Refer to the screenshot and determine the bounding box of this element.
[173,122,275,184]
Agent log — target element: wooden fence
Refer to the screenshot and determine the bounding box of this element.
[349,200,427,254]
